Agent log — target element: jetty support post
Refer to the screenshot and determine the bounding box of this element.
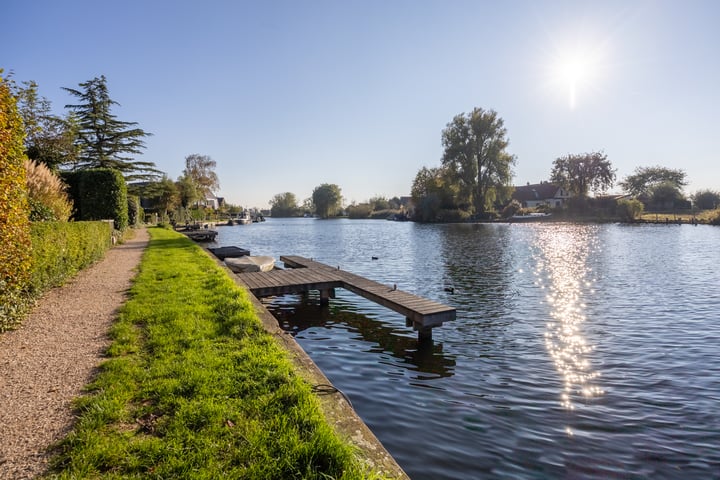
[406,317,433,343]
[319,288,336,306]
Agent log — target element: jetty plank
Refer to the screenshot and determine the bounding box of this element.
[240,256,458,340]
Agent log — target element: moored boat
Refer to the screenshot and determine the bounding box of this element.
[225,256,275,273]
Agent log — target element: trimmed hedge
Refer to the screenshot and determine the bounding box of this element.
[127,194,143,226]
[0,74,32,331]
[28,221,113,296]
[62,169,129,230]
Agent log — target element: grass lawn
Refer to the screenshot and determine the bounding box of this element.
[639,209,719,223]
[48,227,386,479]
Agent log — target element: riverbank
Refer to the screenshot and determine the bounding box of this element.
[45,227,400,479]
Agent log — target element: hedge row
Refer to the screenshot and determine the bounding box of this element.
[62,169,129,230]
[28,221,113,297]
[0,74,32,331]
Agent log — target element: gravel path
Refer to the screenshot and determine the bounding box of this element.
[0,229,149,479]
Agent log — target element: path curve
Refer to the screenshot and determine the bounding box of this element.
[0,228,149,479]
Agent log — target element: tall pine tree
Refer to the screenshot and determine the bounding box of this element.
[64,75,159,181]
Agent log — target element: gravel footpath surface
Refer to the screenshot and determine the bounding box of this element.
[0,228,149,479]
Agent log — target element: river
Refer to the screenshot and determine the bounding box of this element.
[212,218,720,479]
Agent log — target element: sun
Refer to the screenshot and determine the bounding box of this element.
[559,55,589,109]
[546,37,608,110]
[554,52,594,109]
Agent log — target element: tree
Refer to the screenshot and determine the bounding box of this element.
[63,75,158,181]
[183,153,219,198]
[691,189,720,210]
[410,166,457,222]
[176,174,200,208]
[368,196,390,211]
[141,175,179,215]
[312,183,343,218]
[619,166,687,198]
[550,151,615,198]
[441,107,516,214]
[270,192,299,217]
[649,181,685,208]
[11,79,78,171]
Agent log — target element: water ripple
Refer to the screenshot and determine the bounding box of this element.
[216,220,720,479]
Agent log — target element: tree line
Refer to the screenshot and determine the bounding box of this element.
[410,107,720,222]
[7,73,232,223]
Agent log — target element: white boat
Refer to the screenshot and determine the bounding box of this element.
[224,256,275,273]
[236,213,252,225]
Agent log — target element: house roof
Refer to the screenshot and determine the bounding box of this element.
[512,183,562,202]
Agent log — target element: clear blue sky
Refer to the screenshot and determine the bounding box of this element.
[6,0,719,208]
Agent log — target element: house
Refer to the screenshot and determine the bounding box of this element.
[199,194,225,210]
[512,182,571,208]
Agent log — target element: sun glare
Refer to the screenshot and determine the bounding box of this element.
[546,36,609,110]
[554,52,595,109]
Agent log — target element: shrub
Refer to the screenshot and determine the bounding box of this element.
[347,203,372,219]
[710,209,720,226]
[617,198,644,222]
[501,200,522,218]
[127,194,143,226]
[25,159,72,221]
[0,73,32,331]
[436,208,472,222]
[62,168,129,230]
[28,221,112,295]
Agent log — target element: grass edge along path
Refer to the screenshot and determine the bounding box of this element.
[47,227,389,479]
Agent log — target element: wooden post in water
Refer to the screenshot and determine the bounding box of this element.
[319,288,335,306]
[407,317,433,343]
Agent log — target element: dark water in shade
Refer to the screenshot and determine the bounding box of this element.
[213,218,720,479]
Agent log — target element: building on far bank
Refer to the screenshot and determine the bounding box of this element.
[512,182,571,208]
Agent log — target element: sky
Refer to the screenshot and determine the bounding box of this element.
[5,0,720,208]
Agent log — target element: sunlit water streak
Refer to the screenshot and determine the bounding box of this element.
[532,225,604,414]
[213,219,720,479]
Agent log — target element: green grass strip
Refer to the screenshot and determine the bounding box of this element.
[48,227,385,479]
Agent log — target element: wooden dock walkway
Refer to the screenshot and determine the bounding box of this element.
[235,255,455,341]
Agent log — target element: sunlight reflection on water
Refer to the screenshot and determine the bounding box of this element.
[532,225,604,415]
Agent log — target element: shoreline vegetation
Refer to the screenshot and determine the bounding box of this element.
[48,227,389,479]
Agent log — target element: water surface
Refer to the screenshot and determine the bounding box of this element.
[214,219,720,479]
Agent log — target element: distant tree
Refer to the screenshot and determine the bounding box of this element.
[176,174,200,208]
[691,189,720,210]
[550,151,615,198]
[410,166,458,222]
[143,175,179,215]
[270,192,299,217]
[649,181,685,207]
[312,183,343,218]
[619,166,687,198]
[63,75,159,181]
[441,107,516,214]
[11,79,78,171]
[388,196,402,210]
[183,153,219,198]
[301,197,314,215]
[368,196,390,211]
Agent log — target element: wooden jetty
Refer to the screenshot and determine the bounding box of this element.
[235,255,456,341]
